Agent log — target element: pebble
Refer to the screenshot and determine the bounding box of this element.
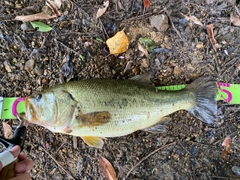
[34,64,44,76]
[4,61,12,72]
[141,58,149,68]
[196,42,204,49]
[150,14,169,31]
[232,166,240,176]
[25,59,35,71]
[173,66,181,76]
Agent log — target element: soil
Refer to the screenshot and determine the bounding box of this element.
[1,0,240,179]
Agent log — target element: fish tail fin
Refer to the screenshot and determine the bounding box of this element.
[187,77,217,124]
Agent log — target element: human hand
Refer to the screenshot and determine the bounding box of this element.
[0,146,33,180]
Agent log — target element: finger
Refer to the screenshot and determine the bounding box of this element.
[15,159,33,173]
[10,172,31,180]
[18,152,27,161]
[0,146,20,171]
[9,146,21,158]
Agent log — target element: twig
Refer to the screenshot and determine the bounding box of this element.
[38,145,76,180]
[211,175,240,179]
[54,142,66,155]
[164,8,183,40]
[57,41,78,54]
[235,6,240,16]
[99,19,109,39]
[122,8,167,22]
[213,131,238,146]
[178,141,192,155]
[187,140,219,149]
[123,142,176,180]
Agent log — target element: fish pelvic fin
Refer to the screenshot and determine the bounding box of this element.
[81,136,105,148]
[187,77,217,124]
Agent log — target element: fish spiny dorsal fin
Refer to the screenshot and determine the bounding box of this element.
[129,73,152,84]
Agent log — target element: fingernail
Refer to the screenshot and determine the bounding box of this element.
[9,145,21,158]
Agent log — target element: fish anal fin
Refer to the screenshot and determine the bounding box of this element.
[76,111,111,127]
[143,116,171,133]
[81,136,104,148]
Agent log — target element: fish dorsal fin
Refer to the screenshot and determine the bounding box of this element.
[81,136,104,148]
[130,73,152,84]
[77,111,111,127]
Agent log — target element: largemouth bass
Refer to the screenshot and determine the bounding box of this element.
[25,76,217,148]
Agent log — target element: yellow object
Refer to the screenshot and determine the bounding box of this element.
[106,29,129,54]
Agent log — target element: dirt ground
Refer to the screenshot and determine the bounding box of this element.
[1,0,240,179]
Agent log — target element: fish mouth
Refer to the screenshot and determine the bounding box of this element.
[25,97,38,123]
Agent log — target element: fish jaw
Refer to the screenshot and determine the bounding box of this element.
[25,97,39,124]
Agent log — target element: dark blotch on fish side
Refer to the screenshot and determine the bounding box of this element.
[76,111,111,127]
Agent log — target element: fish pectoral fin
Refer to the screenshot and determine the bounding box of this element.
[81,136,105,148]
[143,116,171,134]
[78,111,111,127]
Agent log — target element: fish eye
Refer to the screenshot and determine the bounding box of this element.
[36,94,42,102]
[67,93,73,99]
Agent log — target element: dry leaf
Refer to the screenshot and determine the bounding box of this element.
[15,12,56,22]
[99,156,117,180]
[206,24,217,52]
[181,13,203,26]
[138,42,149,58]
[2,122,13,139]
[230,13,240,26]
[106,29,129,54]
[49,168,57,175]
[144,0,150,9]
[222,135,231,159]
[222,135,231,148]
[96,1,109,19]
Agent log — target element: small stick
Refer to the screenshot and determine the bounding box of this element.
[234,6,240,16]
[178,141,192,155]
[164,8,183,40]
[39,145,76,180]
[213,131,238,146]
[123,142,176,180]
[211,175,240,179]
